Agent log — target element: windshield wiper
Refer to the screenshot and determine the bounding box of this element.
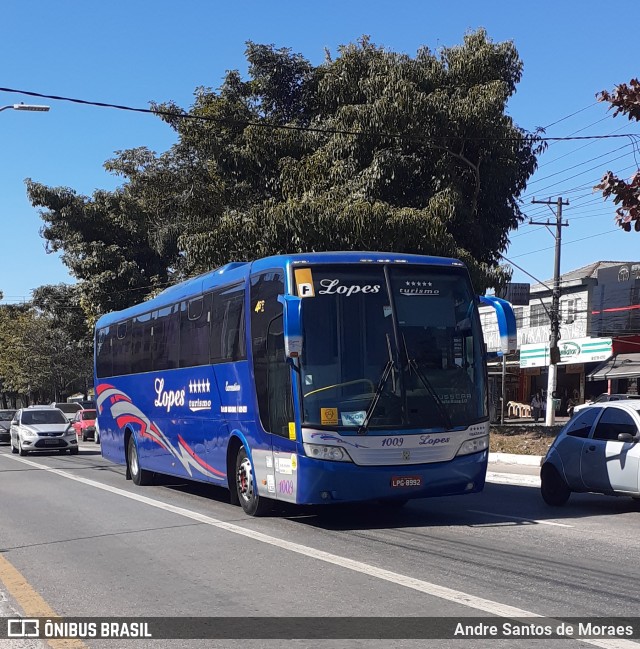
[357,360,394,436]
[406,358,453,431]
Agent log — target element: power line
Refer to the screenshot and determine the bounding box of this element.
[541,102,599,130]
[525,142,633,186]
[508,228,622,259]
[1,86,639,143]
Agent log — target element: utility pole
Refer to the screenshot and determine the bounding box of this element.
[530,197,569,425]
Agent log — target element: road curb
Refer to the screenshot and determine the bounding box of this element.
[486,471,541,488]
[488,452,542,467]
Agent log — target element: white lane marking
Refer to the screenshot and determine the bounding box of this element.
[468,509,574,528]
[486,471,541,487]
[1,454,634,649]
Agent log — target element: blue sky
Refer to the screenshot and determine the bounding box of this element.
[2,0,640,304]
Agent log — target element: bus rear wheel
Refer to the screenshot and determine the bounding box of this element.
[128,436,153,486]
[236,446,271,516]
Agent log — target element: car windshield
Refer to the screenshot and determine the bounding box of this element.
[22,410,68,425]
[81,410,97,421]
[298,264,485,431]
[0,411,16,421]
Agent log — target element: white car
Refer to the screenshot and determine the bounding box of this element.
[573,393,640,415]
[49,401,83,422]
[541,401,640,505]
[10,407,79,456]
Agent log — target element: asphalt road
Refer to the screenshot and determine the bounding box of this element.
[1,442,640,649]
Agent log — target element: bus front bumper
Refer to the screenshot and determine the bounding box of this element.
[294,450,488,505]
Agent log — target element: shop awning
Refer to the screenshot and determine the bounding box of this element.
[587,353,640,381]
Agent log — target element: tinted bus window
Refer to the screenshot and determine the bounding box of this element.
[251,271,292,434]
[153,304,180,370]
[111,321,131,376]
[179,294,212,368]
[96,326,113,378]
[131,312,153,373]
[210,284,246,363]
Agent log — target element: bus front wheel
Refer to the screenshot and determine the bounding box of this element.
[235,446,271,516]
[128,436,153,486]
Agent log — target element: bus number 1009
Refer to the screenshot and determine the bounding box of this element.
[382,437,403,447]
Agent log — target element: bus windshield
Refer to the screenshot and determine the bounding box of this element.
[299,265,485,431]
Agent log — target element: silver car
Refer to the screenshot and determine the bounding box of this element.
[10,407,79,456]
[541,401,640,505]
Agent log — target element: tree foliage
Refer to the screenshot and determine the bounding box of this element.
[27,30,542,321]
[0,285,93,406]
[595,78,640,232]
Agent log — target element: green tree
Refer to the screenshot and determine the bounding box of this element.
[0,286,94,406]
[595,78,640,232]
[28,30,542,316]
[31,284,94,397]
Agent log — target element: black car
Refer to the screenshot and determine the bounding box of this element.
[0,409,17,443]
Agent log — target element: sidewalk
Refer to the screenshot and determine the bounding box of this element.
[487,453,543,487]
[487,413,566,486]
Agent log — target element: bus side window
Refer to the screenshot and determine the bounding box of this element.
[250,271,293,436]
[153,304,180,370]
[179,294,212,368]
[96,326,113,378]
[131,312,153,373]
[112,321,131,376]
[267,314,293,437]
[210,284,246,363]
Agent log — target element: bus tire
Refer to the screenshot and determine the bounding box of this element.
[128,435,153,486]
[236,446,271,516]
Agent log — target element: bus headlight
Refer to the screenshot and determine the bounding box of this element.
[303,443,353,462]
[456,435,489,456]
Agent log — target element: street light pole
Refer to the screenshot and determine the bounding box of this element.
[0,103,50,113]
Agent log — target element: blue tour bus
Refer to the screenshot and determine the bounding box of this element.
[94,251,515,516]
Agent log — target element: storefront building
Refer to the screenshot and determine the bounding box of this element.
[481,261,640,412]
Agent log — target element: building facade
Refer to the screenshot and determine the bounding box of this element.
[481,261,640,413]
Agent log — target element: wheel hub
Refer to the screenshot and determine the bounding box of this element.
[238,458,253,502]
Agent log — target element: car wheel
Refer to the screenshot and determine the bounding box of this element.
[11,438,18,454]
[540,464,571,506]
[82,433,87,442]
[235,446,271,516]
[70,447,79,455]
[18,438,28,457]
[127,435,153,486]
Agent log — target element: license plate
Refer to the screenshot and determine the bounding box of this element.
[391,476,422,488]
[42,439,59,445]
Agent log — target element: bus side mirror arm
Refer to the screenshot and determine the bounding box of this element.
[278,294,304,359]
[478,295,517,357]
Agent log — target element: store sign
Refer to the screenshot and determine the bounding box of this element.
[520,337,612,368]
[496,283,531,306]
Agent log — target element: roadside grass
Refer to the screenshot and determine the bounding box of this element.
[490,425,561,456]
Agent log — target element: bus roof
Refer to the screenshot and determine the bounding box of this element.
[95,251,466,329]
